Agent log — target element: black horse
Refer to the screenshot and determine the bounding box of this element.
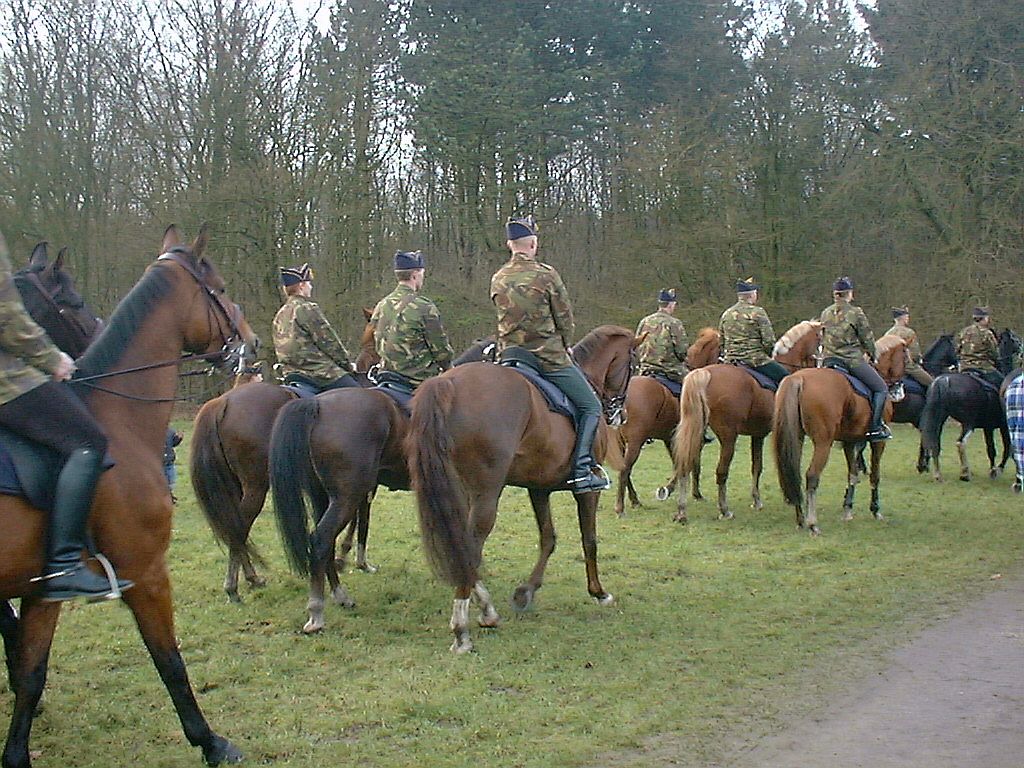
[919,329,1022,482]
[891,334,958,472]
[2,242,105,691]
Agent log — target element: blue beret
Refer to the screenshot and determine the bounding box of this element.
[972,306,990,318]
[658,288,677,303]
[280,262,312,287]
[736,277,759,293]
[832,276,854,292]
[394,250,425,270]
[506,215,538,240]
[892,306,909,318]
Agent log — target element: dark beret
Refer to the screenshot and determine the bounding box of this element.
[394,250,425,270]
[506,215,538,240]
[280,262,312,286]
[832,276,854,292]
[736,277,759,293]
[658,288,677,303]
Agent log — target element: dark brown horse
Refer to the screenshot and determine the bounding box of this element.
[671,321,823,523]
[613,327,720,517]
[0,225,255,768]
[2,242,106,691]
[773,335,907,534]
[190,308,377,601]
[409,325,635,653]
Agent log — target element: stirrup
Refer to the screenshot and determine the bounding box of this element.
[567,465,612,494]
[864,424,892,442]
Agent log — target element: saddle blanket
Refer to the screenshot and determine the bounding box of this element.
[901,376,927,397]
[0,429,114,512]
[823,363,872,400]
[737,365,778,392]
[964,370,1001,394]
[501,362,576,421]
[651,374,682,398]
[373,383,413,413]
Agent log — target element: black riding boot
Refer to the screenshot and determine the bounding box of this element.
[567,414,611,494]
[864,392,892,442]
[37,448,133,602]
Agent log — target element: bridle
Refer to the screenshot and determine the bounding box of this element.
[70,248,252,401]
[571,337,635,427]
[14,269,97,357]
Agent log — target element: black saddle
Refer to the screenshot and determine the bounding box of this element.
[962,370,1001,393]
[822,360,872,400]
[735,364,778,392]
[372,370,415,413]
[498,348,576,420]
[649,373,682,398]
[280,372,322,398]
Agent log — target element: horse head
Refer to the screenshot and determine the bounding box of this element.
[159,224,259,375]
[571,325,636,424]
[16,242,104,357]
[874,334,908,385]
[686,327,720,369]
[773,320,822,370]
[997,328,1021,375]
[922,334,956,375]
[355,307,379,372]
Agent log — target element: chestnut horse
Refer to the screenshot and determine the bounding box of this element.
[772,335,907,534]
[671,321,823,523]
[0,225,255,768]
[409,325,635,653]
[190,309,377,602]
[613,327,720,517]
[2,242,106,690]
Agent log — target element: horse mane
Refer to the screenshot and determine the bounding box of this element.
[572,325,632,365]
[76,265,174,376]
[874,334,907,358]
[773,321,820,357]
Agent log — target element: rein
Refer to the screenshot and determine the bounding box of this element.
[14,270,93,356]
[570,341,635,425]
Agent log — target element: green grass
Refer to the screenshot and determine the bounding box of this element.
[6,421,1022,767]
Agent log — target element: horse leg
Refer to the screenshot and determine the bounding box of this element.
[804,439,831,535]
[449,492,499,654]
[1,602,18,693]
[672,471,690,524]
[841,442,860,522]
[2,600,59,768]
[575,491,613,605]
[223,553,242,605]
[983,428,1000,479]
[691,454,704,500]
[615,438,642,517]
[715,433,737,520]
[917,439,929,474]
[655,439,677,501]
[750,435,765,512]
[123,581,241,766]
[512,489,557,612]
[869,442,885,520]
[355,491,377,573]
[998,426,1012,477]
[305,498,358,634]
[226,486,268,601]
[956,426,974,481]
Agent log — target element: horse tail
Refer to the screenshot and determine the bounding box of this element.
[919,376,949,455]
[191,396,264,567]
[408,377,475,588]
[269,398,322,577]
[674,368,711,478]
[773,375,805,508]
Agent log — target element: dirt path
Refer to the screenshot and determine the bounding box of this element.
[721,575,1024,768]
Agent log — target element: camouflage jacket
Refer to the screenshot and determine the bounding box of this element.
[635,310,688,380]
[819,299,876,364]
[490,253,574,371]
[370,284,454,384]
[719,301,776,367]
[272,295,352,384]
[885,323,925,374]
[0,236,64,406]
[956,322,998,372]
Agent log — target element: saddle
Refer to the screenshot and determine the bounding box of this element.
[735,364,778,392]
[822,360,872,400]
[280,372,322,399]
[649,373,682,398]
[900,376,927,397]
[0,428,115,512]
[372,370,414,413]
[499,348,576,421]
[962,370,1001,394]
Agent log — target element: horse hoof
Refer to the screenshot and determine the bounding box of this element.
[873,511,884,521]
[450,636,473,654]
[693,492,704,501]
[751,501,763,511]
[655,486,671,501]
[595,592,615,606]
[226,591,242,605]
[719,511,734,521]
[358,562,379,574]
[672,512,688,524]
[331,588,356,608]
[989,469,1000,480]
[959,475,971,482]
[478,610,500,629]
[247,576,267,589]
[809,525,821,537]
[203,735,243,766]
[302,618,325,634]
[616,509,627,519]
[842,510,854,522]
[511,586,534,612]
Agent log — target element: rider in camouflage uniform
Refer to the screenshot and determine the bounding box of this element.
[490,215,609,494]
[0,229,132,601]
[719,277,788,385]
[370,250,453,386]
[956,307,1002,388]
[635,288,688,382]
[819,276,891,441]
[886,306,933,387]
[272,262,359,392]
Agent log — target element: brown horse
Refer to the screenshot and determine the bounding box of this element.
[773,335,907,534]
[409,325,635,653]
[671,321,823,523]
[0,225,255,767]
[190,308,378,601]
[613,327,720,517]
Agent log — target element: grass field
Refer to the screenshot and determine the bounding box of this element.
[4,421,1022,767]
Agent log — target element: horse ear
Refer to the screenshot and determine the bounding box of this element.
[633,332,648,349]
[30,242,48,269]
[191,223,210,262]
[54,247,67,272]
[362,307,373,321]
[162,224,183,252]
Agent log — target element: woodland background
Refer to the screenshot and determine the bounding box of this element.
[0,0,1021,355]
